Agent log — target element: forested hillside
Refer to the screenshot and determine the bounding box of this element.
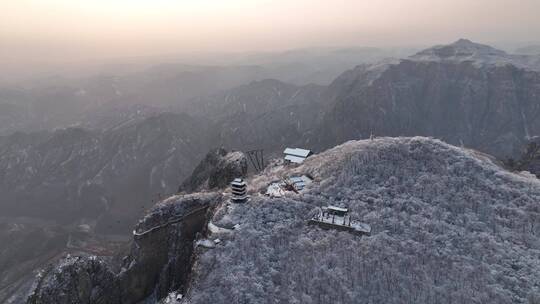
[186,137,540,303]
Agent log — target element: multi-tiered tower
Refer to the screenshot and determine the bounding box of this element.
[231,178,248,203]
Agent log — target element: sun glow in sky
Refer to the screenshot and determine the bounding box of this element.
[2,0,540,62]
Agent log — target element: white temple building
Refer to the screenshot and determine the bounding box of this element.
[283,148,313,164]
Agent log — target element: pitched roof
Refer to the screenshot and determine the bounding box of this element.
[231,178,246,187]
[327,206,348,213]
[283,148,312,158]
[289,177,304,183]
[284,155,306,164]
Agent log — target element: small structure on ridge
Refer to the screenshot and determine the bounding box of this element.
[286,175,313,191]
[283,148,313,164]
[231,178,248,203]
[309,206,371,236]
[266,181,286,198]
[325,206,348,217]
[265,175,313,197]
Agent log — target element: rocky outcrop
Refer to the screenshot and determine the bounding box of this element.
[506,137,540,177]
[26,256,120,304]
[26,193,221,304]
[179,148,248,193]
[316,39,540,158]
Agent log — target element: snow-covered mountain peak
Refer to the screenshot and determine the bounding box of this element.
[410,38,512,65]
[447,38,505,54]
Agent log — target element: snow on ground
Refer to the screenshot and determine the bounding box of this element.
[184,137,540,304]
[208,222,234,235]
[410,39,540,72]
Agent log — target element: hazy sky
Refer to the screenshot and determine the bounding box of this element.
[2,0,540,63]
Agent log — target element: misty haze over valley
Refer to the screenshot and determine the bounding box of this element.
[2,1,540,303]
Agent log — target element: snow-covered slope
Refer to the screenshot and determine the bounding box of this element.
[185,137,540,303]
[411,39,540,71]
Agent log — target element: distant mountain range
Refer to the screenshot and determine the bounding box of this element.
[516,45,540,56]
[315,39,540,158]
[0,46,414,136]
[0,65,266,135]
[2,39,540,231]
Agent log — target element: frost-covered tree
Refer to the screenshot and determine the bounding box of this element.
[184,137,540,304]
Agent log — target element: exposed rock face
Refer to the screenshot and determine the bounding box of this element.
[507,137,540,177]
[316,39,540,158]
[26,193,221,304]
[0,113,217,302]
[179,148,248,193]
[26,256,120,304]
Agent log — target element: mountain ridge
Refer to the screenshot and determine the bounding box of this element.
[24,137,540,303]
[317,39,540,158]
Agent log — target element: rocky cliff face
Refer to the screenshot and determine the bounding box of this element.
[507,137,540,177]
[23,143,246,304]
[27,256,120,304]
[26,192,221,304]
[0,112,218,302]
[316,39,540,158]
[179,148,248,193]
